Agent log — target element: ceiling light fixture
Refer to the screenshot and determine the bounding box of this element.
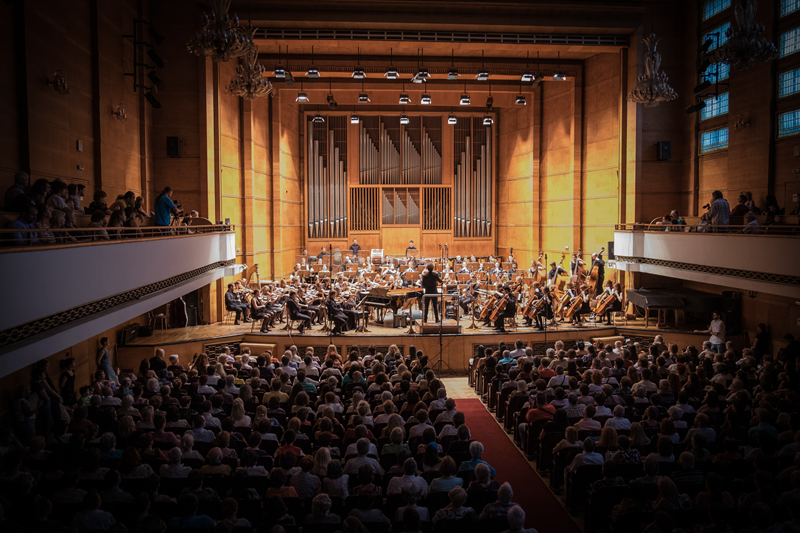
[226,20,273,101]
[385,48,399,79]
[553,52,566,81]
[274,45,286,78]
[448,113,457,125]
[400,114,410,125]
[306,46,320,78]
[311,113,325,123]
[521,51,535,82]
[460,85,470,105]
[326,81,337,109]
[412,48,430,83]
[485,83,493,110]
[421,92,432,105]
[358,81,370,103]
[186,0,254,62]
[448,50,459,80]
[352,47,366,79]
[399,82,410,104]
[515,84,526,105]
[483,115,493,126]
[351,114,360,124]
[476,50,489,80]
[627,34,678,107]
[295,82,309,102]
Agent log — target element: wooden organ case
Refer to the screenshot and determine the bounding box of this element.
[304,113,495,258]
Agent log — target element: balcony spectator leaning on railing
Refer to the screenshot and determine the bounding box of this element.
[707,190,730,227]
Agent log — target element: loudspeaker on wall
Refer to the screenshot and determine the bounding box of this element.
[656,141,671,161]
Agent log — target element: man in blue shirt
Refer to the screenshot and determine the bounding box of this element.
[12,204,38,245]
[154,187,182,230]
[349,238,361,257]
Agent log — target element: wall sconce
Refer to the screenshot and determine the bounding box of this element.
[47,70,70,95]
[734,113,750,130]
[112,103,127,122]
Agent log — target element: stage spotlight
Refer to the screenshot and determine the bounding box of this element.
[400,114,410,125]
[351,114,360,124]
[295,91,309,103]
[686,101,706,114]
[520,71,535,82]
[483,115,493,126]
[352,68,366,79]
[476,70,490,81]
[384,67,399,79]
[144,91,161,109]
[327,93,338,109]
[399,93,410,104]
[285,71,294,86]
[448,69,460,80]
[697,58,711,74]
[358,92,371,103]
[147,71,165,91]
[273,66,286,78]
[515,94,527,105]
[485,96,493,110]
[553,70,566,81]
[306,66,320,78]
[311,113,325,123]
[694,80,712,94]
[412,68,429,83]
[147,48,164,69]
[699,38,714,53]
[420,93,432,105]
[448,114,457,125]
[148,27,165,45]
[460,92,470,105]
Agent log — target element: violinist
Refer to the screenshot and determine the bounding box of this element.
[296,287,319,325]
[285,291,312,334]
[489,262,504,280]
[535,286,555,331]
[250,293,272,332]
[493,285,517,333]
[421,262,442,323]
[225,283,251,325]
[456,258,470,275]
[325,290,348,335]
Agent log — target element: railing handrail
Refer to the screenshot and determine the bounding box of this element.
[0,224,235,253]
[614,223,800,236]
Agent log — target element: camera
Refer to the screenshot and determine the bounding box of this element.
[702,203,710,209]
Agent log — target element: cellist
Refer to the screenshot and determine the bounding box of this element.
[522,281,543,328]
[569,283,591,326]
[493,284,517,333]
[534,285,554,330]
[597,281,623,325]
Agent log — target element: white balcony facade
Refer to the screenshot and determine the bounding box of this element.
[612,229,800,299]
[0,230,238,377]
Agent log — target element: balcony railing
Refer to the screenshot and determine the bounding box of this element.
[614,222,800,236]
[0,224,234,250]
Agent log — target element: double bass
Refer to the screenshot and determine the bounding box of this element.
[586,246,605,297]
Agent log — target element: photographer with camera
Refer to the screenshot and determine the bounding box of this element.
[154,186,184,234]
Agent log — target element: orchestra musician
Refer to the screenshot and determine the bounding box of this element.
[285,291,312,334]
[529,259,545,277]
[250,293,272,333]
[522,281,543,328]
[597,280,623,325]
[349,238,361,258]
[459,275,476,315]
[493,285,517,333]
[569,254,586,275]
[591,251,606,290]
[225,283,251,325]
[457,262,470,275]
[317,246,328,262]
[325,290,348,335]
[421,262,442,323]
[547,261,568,285]
[490,262,504,279]
[535,286,555,330]
[405,240,417,257]
[570,283,591,326]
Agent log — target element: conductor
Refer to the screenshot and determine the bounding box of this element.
[421,262,442,323]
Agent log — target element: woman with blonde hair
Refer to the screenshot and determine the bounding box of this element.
[628,422,651,446]
[553,426,583,455]
[326,345,342,364]
[312,447,331,478]
[382,413,405,439]
[207,363,225,386]
[231,398,251,427]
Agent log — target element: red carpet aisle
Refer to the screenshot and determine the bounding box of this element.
[458,398,582,533]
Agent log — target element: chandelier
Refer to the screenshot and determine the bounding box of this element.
[227,29,273,100]
[627,33,678,107]
[186,0,254,62]
[706,0,778,70]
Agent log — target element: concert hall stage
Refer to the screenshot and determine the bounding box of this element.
[116,316,707,375]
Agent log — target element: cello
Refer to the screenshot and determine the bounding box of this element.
[489,292,509,322]
[564,287,589,321]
